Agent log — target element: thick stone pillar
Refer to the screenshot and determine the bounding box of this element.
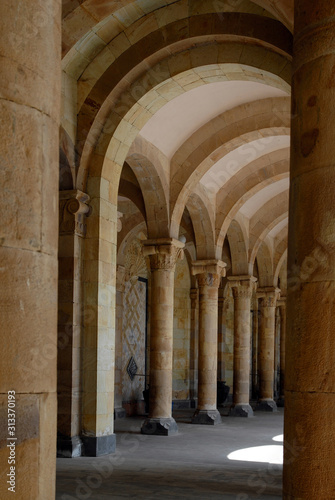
[191,260,226,425]
[284,4,335,497]
[141,239,184,436]
[228,276,257,417]
[114,265,127,419]
[0,1,61,498]
[256,287,280,412]
[57,190,90,458]
[277,298,286,407]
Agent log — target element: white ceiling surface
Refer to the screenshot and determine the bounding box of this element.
[267,217,288,239]
[200,136,290,194]
[239,177,289,218]
[139,81,288,159]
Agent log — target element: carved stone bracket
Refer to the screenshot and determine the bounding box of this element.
[257,287,281,308]
[142,238,185,271]
[59,190,91,237]
[228,275,257,299]
[192,260,227,288]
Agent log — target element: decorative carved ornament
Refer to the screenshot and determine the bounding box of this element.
[257,287,281,308]
[124,238,147,283]
[142,238,185,271]
[192,260,226,288]
[59,190,91,237]
[228,276,257,300]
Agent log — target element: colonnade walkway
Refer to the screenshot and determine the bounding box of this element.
[56,408,283,499]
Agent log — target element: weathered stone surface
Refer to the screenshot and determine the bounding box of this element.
[191,409,222,426]
[141,417,178,436]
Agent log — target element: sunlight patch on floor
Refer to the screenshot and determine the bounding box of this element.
[227,445,283,464]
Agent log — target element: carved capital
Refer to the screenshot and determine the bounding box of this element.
[257,287,281,308]
[59,190,91,237]
[142,238,184,271]
[192,260,226,289]
[228,276,257,300]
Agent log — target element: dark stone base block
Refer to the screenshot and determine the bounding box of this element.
[57,434,82,458]
[191,409,221,425]
[255,399,278,412]
[114,407,127,419]
[141,417,178,436]
[230,404,254,418]
[81,434,116,456]
[277,397,285,407]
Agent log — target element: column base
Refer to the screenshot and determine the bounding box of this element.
[114,407,127,419]
[81,434,116,456]
[191,409,221,425]
[57,434,82,458]
[141,417,178,436]
[277,397,285,408]
[230,403,254,418]
[255,399,278,412]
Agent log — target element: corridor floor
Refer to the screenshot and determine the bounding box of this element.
[56,408,284,500]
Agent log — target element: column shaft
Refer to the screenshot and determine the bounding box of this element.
[284,4,335,497]
[277,300,286,406]
[256,288,279,412]
[192,261,226,425]
[141,239,184,436]
[229,277,256,417]
[0,1,61,497]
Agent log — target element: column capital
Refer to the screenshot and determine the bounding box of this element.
[192,260,226,288]
[59,190,91,237]
[142,238,184,271]
[257,287,281,307]
[228,275,257,299]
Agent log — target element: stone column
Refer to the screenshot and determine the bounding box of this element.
[217,288,225,382]
[284,5,335,496]
[189,288,199,408]
[277,298,286,407]
[256,287,280,412]
[57,190,90,457]
[228,276,257,417]
[141,239,184,436]
[191,260,226,425]
[252,297,259,400]
[114,265,127,419]
[0,1,61,498]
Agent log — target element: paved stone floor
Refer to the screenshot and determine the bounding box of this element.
[56,408,284,499]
